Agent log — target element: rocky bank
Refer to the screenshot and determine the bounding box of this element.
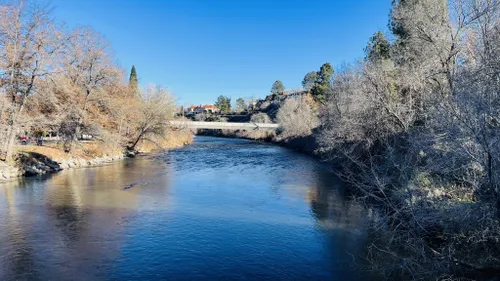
[0,131,194,182]
[0,152,125,181]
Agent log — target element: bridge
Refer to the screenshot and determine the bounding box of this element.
[169,120,279,131]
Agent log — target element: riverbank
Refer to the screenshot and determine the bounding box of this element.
[196,128,500,279]
[0,130,193,181]
[196,129,319,155]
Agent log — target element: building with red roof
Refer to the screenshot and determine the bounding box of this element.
[185,104,220,115]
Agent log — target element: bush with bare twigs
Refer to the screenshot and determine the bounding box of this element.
[250,112,272,124]
[315,0,500,279]
[276,96,319,141]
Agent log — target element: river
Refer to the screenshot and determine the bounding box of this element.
[0,136,370,280]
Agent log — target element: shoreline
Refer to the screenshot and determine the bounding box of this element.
[1,131,315,182]
[195,129,320,157]
[194,130,500,278]
[0,131,194,182]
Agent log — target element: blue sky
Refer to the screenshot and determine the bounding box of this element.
[50,0,392,106]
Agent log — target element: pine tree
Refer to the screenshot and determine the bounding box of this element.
[389,0,451,64]
[235,98,247,113]
[271,80,285,96]
[364,31,391,62]
[215,95,231,114]
[311,63,334,104]
[302,71,318,92]
[129,65,139,97]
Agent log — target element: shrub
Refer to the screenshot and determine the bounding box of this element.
[276,96,319,140]
[250,112,272,124]
[194,113,208,121]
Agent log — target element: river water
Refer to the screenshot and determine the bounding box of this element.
[0,136,370,280]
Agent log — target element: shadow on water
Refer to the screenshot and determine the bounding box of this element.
[0,136,372,281]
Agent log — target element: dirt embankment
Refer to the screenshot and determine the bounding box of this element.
[0,130,193,181]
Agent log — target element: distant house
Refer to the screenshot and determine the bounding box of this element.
[185,106,199,115]
[185,104,220,115]
[201,104,219,114]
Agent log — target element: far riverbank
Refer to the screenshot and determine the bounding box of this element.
[196,128,318,155]
[0,130,193,181]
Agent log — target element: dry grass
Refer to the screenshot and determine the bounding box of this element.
[233,129,275,141]
[14,129,193,162]
[15,141,122,161]
[135,129,193,153]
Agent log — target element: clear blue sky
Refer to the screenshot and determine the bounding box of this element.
[50,0,392,106]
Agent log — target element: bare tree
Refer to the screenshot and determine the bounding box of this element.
[128,84,176,151]
[0,1,67,161]
[0,1,185,165]
[316,0,500,278]
[62,26,120,145]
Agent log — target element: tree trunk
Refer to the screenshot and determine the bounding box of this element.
[130,134,142,151]
[4,103,24,163]
[2,125,12,156]
[490,153,500,219]
[70,89,91,148]
[75,120,81,141]
[5,122,18,163]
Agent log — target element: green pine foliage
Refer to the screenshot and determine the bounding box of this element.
[364,31,391,62]
[215,95,231,114]
[311,63,334,104]
[129,65,139,97]
[302,71,318,92]
[271,80,285,96]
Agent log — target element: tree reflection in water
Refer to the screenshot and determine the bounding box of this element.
[0,137,371,281]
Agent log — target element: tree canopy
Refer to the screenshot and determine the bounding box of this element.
[311,63,334,104]
[389,0,451,64]
[235,98,247,113]
[0,2,181,159]
[302,71,318,92]
[364,31,391,62]
[271,80,285,96]
[129,65,139,97]
[215,95,231,114]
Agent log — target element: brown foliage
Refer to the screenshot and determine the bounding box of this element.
[276,95,319,141]
[0,1,184,160]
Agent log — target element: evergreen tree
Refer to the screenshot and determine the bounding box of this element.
[364,31,391,62]
[302,71,318,92]
[129,65,139,97]
[235,98,247,113]
[389,0,453,120]
[311,63,334,104]
[215,95,231,114]
[271,80,285,96]
[389,0,451,64]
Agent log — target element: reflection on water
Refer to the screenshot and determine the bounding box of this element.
[0,136,369,280]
